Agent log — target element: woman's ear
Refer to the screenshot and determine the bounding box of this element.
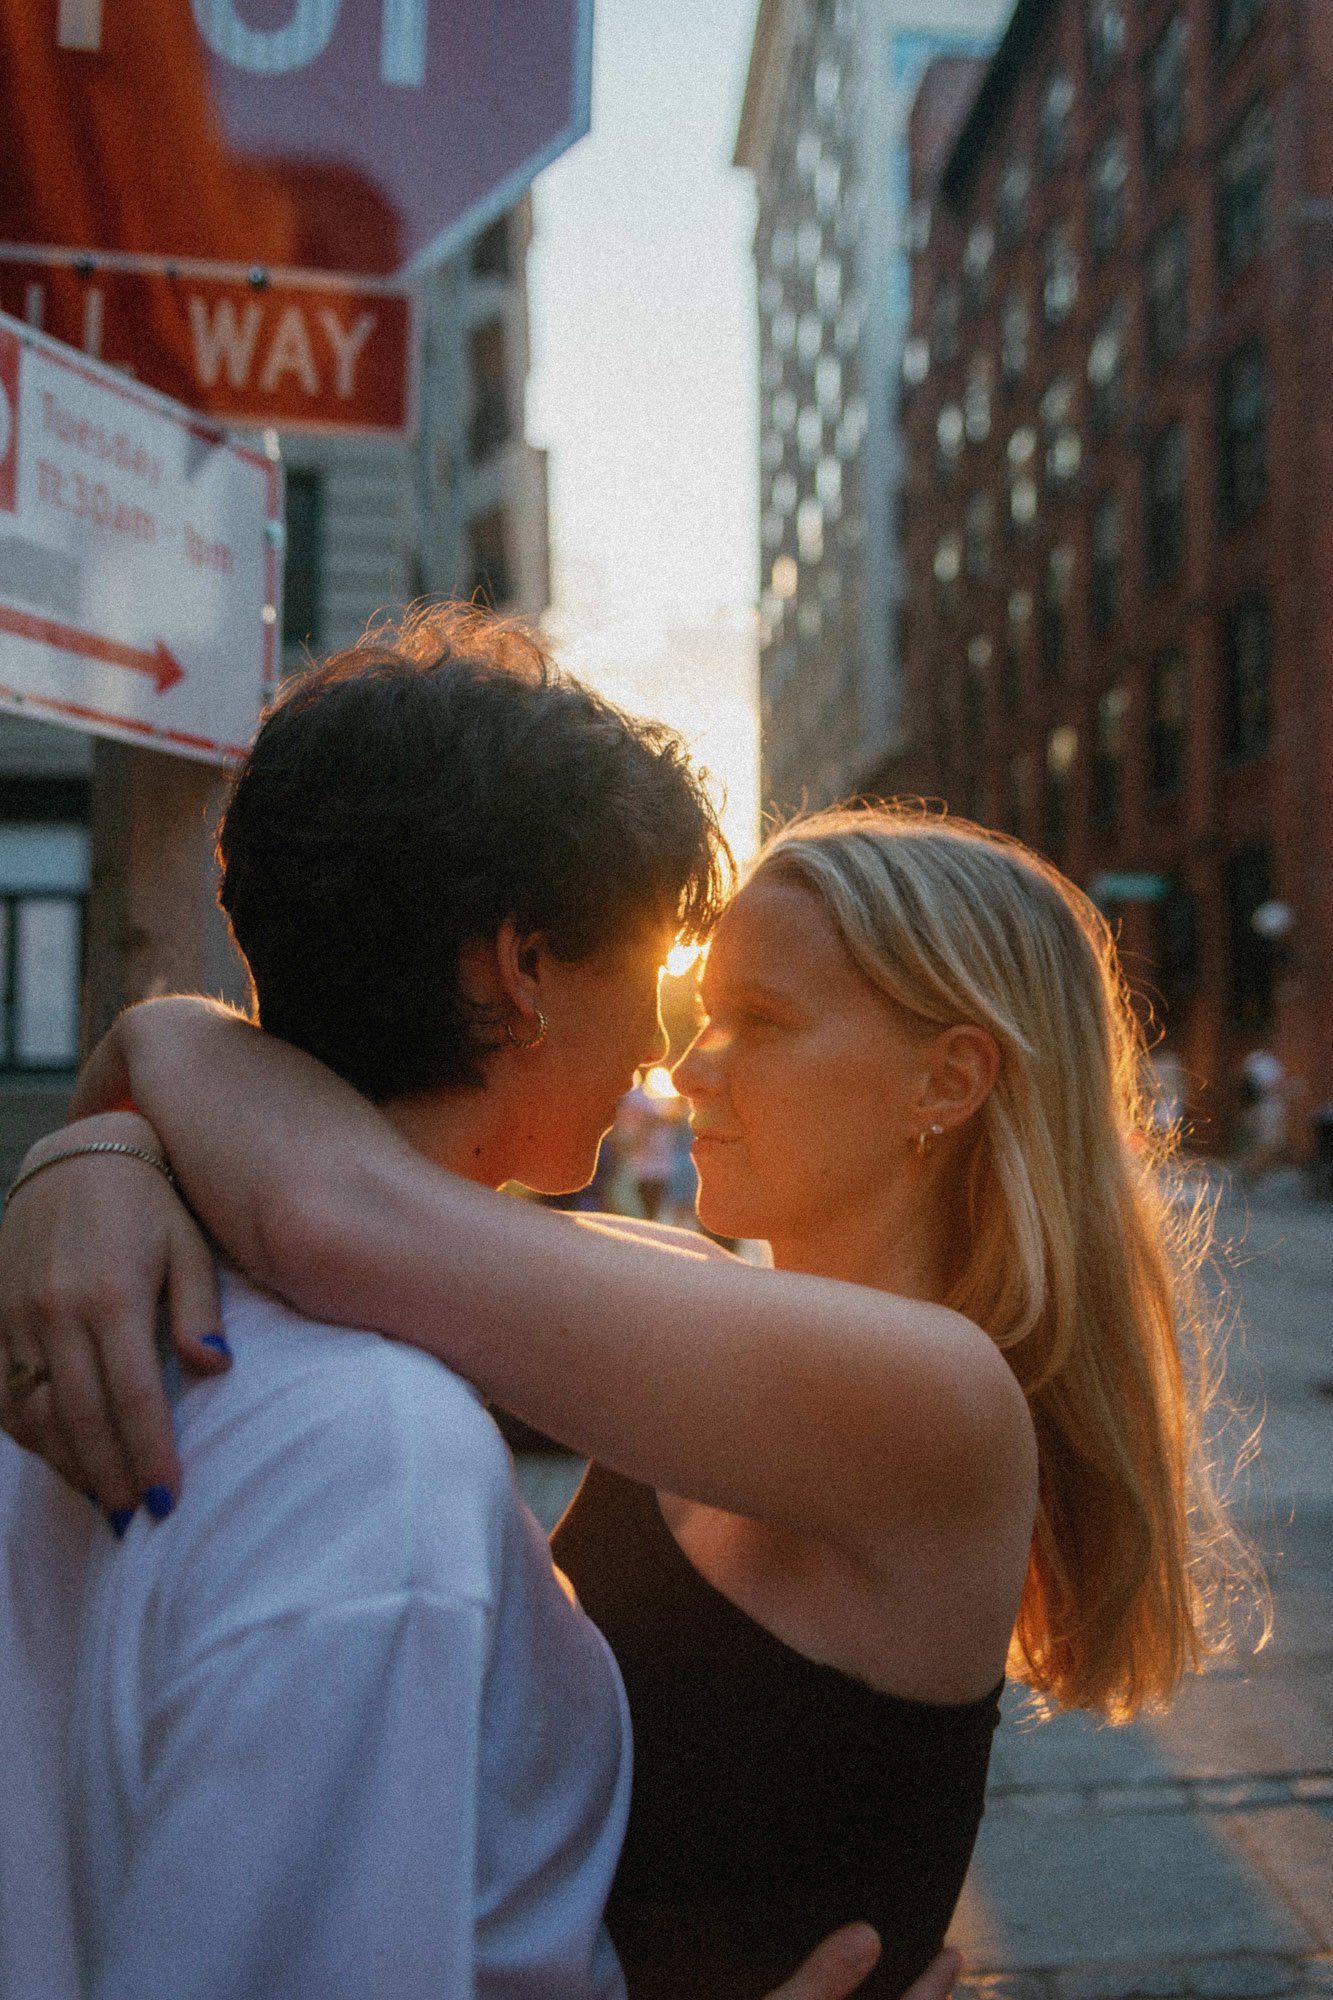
[923,1023,1001,1132]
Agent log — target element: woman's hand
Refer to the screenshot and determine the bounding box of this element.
[764,1933,960,2000]
[0,1111,226,1516]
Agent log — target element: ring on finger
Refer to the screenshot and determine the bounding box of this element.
[5,1357,52,1406]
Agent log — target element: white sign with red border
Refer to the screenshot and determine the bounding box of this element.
[0,310,281,764]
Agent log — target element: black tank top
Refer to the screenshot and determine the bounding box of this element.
[550,1463,1002,2000]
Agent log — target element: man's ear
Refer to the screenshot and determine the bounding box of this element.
[492,917,546,1012]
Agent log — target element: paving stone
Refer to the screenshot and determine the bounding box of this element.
[1148,1671,1333,1785]
[953,1978,1054,2000]
[988,1703,1174,1792]
[1093,1782,1193,1815]
[1185,1952,1300,1996]
[993,1788,1090,1818]
[1194,1779,1300,1812]
[1056,1960,1191,1998]
[952,1807,1312,1967]
[1219,1809,1333,1952]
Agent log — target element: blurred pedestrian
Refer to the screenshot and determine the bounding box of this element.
[1146,1046,1187,1142]
[618,1077,680,1220]
[1236,1047,1290,1180]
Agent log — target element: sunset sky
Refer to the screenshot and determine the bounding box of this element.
[526,0,762,859]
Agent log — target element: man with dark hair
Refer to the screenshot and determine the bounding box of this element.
[217,603,729,1100]
[0,608,905,2000]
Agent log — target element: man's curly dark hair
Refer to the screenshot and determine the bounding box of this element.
[217,602,733,1101]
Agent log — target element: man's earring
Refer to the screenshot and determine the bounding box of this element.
[506,1006,549,1052]
[915,1122,945,1155]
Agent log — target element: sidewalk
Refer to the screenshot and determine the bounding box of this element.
[950,1176,1333,2000]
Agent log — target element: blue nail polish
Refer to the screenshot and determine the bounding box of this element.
[108,1509,134,1540]
[200,1333,232,1359]
[144,1485,174,1521]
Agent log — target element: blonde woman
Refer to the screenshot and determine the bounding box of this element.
[0,805,1259,1998]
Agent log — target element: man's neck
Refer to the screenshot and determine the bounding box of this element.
[379,1086,512,1189]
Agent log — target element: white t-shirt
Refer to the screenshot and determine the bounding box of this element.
[0,1270,630,2000]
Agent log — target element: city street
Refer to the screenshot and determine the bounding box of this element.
[519,1175,1333,2000]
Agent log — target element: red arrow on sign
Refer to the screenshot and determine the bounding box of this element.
[0,604,184,693]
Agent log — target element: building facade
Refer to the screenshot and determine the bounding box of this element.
[892,0,1333,1142]
[0,199,548,1169]
[279,197,549,667]
[736,0,1007,816]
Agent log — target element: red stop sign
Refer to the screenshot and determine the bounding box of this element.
[0,0,592,278]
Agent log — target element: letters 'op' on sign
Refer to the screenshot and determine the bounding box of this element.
[0,0,594,277]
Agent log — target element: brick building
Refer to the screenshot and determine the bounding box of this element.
[888,0,1333,1146]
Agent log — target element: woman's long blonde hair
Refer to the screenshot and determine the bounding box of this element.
[753,804,1266,1722]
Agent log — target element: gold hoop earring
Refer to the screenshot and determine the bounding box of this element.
[915,1122,945,1155]
[505,1005,548,1052]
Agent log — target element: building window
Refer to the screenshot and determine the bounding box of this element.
[1004,752,1032,838]
[963,223,995,313]
[997,155,1031,246]
[965,491,994,580]
[1225,844,1273,1031]
[1001,289,1029,386]
[1088,298,1127,434]
[1044,725,1079,857]
[796,497,824,562]
[1041,543,1075,679]
[1086,0,1127,81]
[1091,685,1130,829]
[1041,376,1082,488]
[1043,222,1079,328]
[1145,214,1190,368]
[1218,100,1273,281]
[964,636,991,745]
[1004,589,1032,704]
[1144,421,1187,588]
[1218,340,1270,525]
[964,355,993,443]
[0,822,89,1072]
[1157,882,1200,1015]
[468,320,510,463]
[932,280,961,366]
[1089,131,1129,260]
[1145,15,1189,174]
[936,403,965,482]
[933,530,962,607]
[467,507,512,607]
[1149,646,1188,797]
[1091,493,1121,632]
[1215,0,1263,64]
[470,215,512,279]
[1039,71,1076,175]
[1007,427,1039,532]
[281,467,323,649]
[1223,589,1272,761]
